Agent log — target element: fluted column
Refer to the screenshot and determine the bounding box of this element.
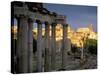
[17,15,28,73]
[62,24,68,70]
[44,22,51,71]
[51,23,56,71]
[36,20,43,72]
[28,18,34,72]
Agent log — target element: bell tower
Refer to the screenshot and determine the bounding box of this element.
[88,24,93,31]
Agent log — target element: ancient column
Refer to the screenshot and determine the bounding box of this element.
[51,23,56,71]
[44,22,51,72]
[28,18,34,72]
[36,20,43,72]
[17,15,28,73]
[62,24,68,70]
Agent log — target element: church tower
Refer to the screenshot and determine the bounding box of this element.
[88,24,93,31]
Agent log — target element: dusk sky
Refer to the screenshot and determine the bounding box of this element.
[44,3,97,32]
[14,3,97,32]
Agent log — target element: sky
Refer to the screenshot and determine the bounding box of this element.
[13,3,97,32]
[44,3,97,32]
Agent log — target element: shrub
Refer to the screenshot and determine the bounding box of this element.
[71,44,78,53]
[85,39,97,55]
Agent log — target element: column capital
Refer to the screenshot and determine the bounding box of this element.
[28,18,34,23]
[51,22,57,27]
[20,15,28,19]
[44,21,49,26]
[36,19,42,24]
[15,14,29,20]
[63,24,68,27]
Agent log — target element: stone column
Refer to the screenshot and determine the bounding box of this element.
[62,24,68,70]
[51,23,56,71]
[28,18,33,72]
[44,22,51,72]
[36,20,42,72]
[17,15,28,73]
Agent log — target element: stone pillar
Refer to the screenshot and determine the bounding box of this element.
[44,22,51,72]
[17,15,28,73]
[36,20,42,72]
[51,23,56,71]
[28,18,33,72]
[62,24,68,70]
